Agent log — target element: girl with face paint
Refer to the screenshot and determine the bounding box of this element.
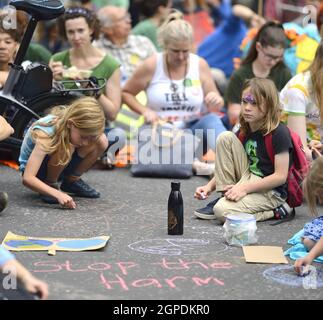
[194,78,294,223]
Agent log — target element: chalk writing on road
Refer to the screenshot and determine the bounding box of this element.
[128,238,228,256]
[263,265,323,288]
[31,258,233,291]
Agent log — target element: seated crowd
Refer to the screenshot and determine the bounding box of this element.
[0,0,322,299]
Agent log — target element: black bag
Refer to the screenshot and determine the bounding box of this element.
[130,120,197,178]
[13,62,53,100]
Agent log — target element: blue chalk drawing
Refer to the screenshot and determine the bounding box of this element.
[5,239,53,248]
[56,238,106,249]
[128,238,228,256]
[263,265,323,287]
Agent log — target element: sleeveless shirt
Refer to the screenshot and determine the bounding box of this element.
[146,53,206,128]
[19,115,56,172]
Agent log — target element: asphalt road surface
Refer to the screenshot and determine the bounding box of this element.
[0,165,322,300]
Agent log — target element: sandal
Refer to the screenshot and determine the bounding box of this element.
[101,154,115,170]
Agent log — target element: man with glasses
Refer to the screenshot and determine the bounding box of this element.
[93,5,157,141]
[94,5,156,85]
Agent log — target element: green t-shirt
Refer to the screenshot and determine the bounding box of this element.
[26,43,52,64]
[51,49,120,90]
[224,62,292,105]
[132,19,160,51]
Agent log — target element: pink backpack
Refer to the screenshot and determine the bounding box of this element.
[264,128,309,208]
[238,128,309,208]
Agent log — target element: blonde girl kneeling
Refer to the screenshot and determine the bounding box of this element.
[19,97,108,209]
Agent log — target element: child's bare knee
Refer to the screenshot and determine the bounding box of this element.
[97,134,108,152]
[22,176,28,187]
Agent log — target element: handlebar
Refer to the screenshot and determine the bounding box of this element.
[3,0,65,96]
[53,77,106,95]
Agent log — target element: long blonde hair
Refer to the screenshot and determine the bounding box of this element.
[32,96,105,166]
[239,78,281,136]
[157,9,193,49]
[309,40,323,125]
[303,157,323,217]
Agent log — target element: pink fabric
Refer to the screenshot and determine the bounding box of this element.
[265,0,306,22]
[184,11,214,46]
[265,0,279,20]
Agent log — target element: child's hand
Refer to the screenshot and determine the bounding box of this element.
[294,256,313,275]
[194,185,212,200]
[224,184,247,202]
[309,140,322,160]
[309,140,322,152]
[57,192,76,209]
[22,274,49,300]
[312,147,322,159]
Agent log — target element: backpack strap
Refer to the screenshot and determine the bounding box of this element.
[264,133,274,164]
[237,130,245,144]
[264,130,298,224]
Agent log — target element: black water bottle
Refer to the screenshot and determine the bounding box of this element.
[168,181,183,235]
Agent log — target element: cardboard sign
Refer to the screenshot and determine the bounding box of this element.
[243,246,288,264]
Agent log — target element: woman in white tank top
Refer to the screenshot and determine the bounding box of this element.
[122,10,227,165]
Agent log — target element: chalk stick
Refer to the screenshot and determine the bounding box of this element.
[200,192,207,199]
[299,265,311,277]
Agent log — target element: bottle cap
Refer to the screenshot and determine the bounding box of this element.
[171,181,181,191]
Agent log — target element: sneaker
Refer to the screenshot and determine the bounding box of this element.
[0,192,8,213]
[194,197,221,220]
[192,160,215,177]
[60,178,100,198]
[271,202,295,225]
[40,182,59,204]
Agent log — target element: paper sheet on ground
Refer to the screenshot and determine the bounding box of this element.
[243,246,288,264]
[2,231,110,255]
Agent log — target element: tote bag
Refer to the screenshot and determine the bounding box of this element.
[130,120,197,178]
